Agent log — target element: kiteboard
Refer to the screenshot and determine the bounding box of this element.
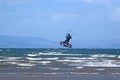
[60,41,72,48]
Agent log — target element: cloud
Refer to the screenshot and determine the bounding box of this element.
[0,0,41,8]
[110,7,120,23]
[50,13,80,22]
[55,0,113,5]
[80,0,113,5]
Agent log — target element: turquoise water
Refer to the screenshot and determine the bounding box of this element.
[0,48,120,74]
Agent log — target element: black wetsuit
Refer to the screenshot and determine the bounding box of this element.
[64,35,72,45]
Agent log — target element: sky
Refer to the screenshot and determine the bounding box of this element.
[0,0,120,41]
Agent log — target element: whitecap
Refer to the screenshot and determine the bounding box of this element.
[57,59,85,63]
[17,63,36,67]
[0,59,21,62]
[6,62,19,65]
[95,68,105,71]
[26,57,42,60]
[27,54,39,57]
[90,54,116,58]
[43,57,59,60]
[39,61,51,64]
[29,61,51,65]
[107,55,117,57]
[43,73,58,75]
[70,57,95,60]
[7,57,23,60]
[90,54,107,57]
[118,55,120,58]
[86,57,96,60]
[76,67,83,69]
[49,68,60,70]
[1,57,23,61]
[38,52,82,56]
[64,57,83,60]
[6,50,10,51]
[83,60,120,67]
[17,67,31,69]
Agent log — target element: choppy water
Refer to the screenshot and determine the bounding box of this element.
[0,48,120,75]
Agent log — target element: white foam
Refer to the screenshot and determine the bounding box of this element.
[58,58,120,68]
[43,73,58,75]
[70,72,100,74]
[29,61,51,65]
[83,60,120,67]
[118,55,120,58]
[40,61,51,64]
[7,57,23,60]
[17,67,31,69]
[38,61,51,65]
[57,59,85,63]
[0,57,23,61]
[107,55,117,57]
[116,62,120,64]
[76,67,83,69]
[38,52,58,55]
[64,57,96,60]
[0,59,23,62]
[17,63,36,67]
[6,62,19,65]
[27,54,39,57]
[86,57,96,60]
[26,57,42,60]
[43,57,59,60]
[64,57,83,60]
[56,59,71,62]
[90,54,116,58]
[49,68,60,70]
[6,50,10,51]
[90,54,107,57]
[38,52,82,56]
[95,68,105,71]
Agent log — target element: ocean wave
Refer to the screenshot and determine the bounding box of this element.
[76,67,83,69]
[29,61,51,65]
[43,57,59,60]
[6,49,10,51]
[56,59,85,63]
[64,57,96,60]
[0,57,24,61]
[6,62,19,65]
[26,57,42,60]
[117,55,120,58]
[38,52,82,56]
[95,68,105,71]
[17,63,36,67]
[6,57,23,60]
[26,57,59,61]
[90,54,117,58]
[17,67,32,69]
[83,60,120,67]
[27,54,39,57]
[49,68,60,70]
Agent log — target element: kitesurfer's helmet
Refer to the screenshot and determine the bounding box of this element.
[66,33,71,36]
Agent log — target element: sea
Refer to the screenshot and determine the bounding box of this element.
[0,48,120,75]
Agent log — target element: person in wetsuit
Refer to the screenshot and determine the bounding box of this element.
[63,33,72,46]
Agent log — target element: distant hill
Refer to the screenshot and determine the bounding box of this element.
[71,40,120,48]
[0,35,120,48]
[0,35,60,48]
